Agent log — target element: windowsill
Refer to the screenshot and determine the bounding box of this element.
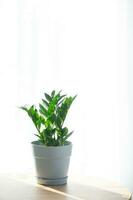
[0,170,131,200]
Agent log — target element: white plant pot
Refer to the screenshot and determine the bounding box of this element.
[31,141,72,186]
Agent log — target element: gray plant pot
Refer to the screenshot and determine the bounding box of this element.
[31,141,72,186]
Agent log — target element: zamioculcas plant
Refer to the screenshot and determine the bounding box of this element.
[20,90,77,185]
[21,90,76,146]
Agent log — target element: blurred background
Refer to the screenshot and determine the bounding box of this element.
[0,0,133,192]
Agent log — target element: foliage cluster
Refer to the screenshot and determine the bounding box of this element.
[21,90,76,146]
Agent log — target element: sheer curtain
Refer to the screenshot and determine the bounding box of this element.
[0,0,130,190]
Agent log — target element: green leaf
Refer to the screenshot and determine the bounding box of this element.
[57,95,66,104]
[47,101,55,115]
[49,114,56,124]
[73,95,77,101]
[36,119,41,129]
[40,116,45,125]
[63,131,73,141]
[42,99,49,107]
[57,99,64,106]
[62,127,68,136]
[55,116,62,128]
[51,90,55,97]
[39,104,48,117]
[34,134,41,139]
[44,93,52,102]
[28,105,35,116]
[58,103,68,121]
[20,106,28,112]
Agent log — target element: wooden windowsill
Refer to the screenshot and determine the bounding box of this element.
[0,171,131,200]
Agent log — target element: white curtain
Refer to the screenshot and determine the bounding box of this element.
[0,0,130,190]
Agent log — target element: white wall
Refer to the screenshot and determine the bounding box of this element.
[120,0,133,192]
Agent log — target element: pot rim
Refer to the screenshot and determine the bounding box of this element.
[31,140,72,148]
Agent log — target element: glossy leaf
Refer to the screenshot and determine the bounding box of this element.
[39,104,48,117]
[44,93,52,102]
[42,99,49,108]
[51,90,55,97]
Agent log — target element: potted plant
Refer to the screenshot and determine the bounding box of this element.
[20,90,76,185]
